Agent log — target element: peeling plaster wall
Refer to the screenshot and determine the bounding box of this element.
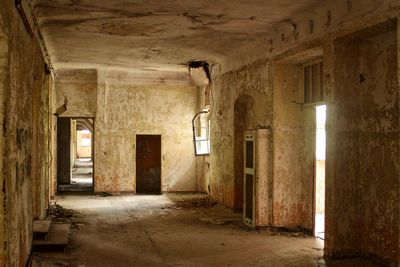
[31,56,52,221]
[209,61,272,207]
[94,72,197,192]
[55,70,97,117]
[272,64,314,229]
[223,0,400,73]
[327,23,399,263]
[0,1,53,265]
[207,5,400,263]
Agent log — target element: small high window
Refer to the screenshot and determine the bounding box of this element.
[304,61,324,103]
[192,111,210,156]
[79,129,91,147]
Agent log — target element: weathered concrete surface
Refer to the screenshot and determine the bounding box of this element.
[325,22,399,263]
[223,0,400,72]
[55,69,97,117]
[32,194,390,267]
[30,0,322,74]
[209,61,273,207]
[29,0,400,75]
[0,0,53,265]
[272,63,314,230]
[94,70,197,193]
[255,128,273,226]
[36,194,328,266]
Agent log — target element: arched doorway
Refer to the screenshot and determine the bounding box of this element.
[233,94,254,211]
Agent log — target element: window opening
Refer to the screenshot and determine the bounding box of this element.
[304,62,324,103]
[192,110,210,156]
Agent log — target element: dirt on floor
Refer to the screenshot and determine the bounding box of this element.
[29,194,383,267]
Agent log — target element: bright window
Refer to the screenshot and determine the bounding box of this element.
[316,105,326,160]
[79,129,91,147]
[192,111,210,156]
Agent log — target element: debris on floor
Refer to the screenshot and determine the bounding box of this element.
[28,253,86,267]
[256,226,311,238]
[98,192,113,197]
[199,217,241,225]
[28,253,72,267]
[46,203,80,224]
[163,196,217,209]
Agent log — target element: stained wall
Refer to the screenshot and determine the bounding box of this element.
[209,61,273,207]
[0,0,53,266]
[272,63,315,230]
[326,22,399,263]
[207,5,400,265]
[55,69,97,117]
[94,71,198,192]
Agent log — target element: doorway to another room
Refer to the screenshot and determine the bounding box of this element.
[233,94,254,212]
[57,117,94,193]
[314,105,326,239]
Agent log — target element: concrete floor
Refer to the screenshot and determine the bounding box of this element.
[32,194,384,267]
[71,159,93,185]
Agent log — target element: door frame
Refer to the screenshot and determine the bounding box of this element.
[56,116,95,193]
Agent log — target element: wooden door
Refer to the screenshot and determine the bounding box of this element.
[136,135,161,194]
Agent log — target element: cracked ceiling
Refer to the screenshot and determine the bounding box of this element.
[30,0,321,76]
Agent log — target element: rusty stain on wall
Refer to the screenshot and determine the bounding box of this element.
[326,21,399,263]
[272,63,314,230]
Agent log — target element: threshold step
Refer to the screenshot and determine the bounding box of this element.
[33,223,70,251]
[33,220,51,240]
[58,184,93,192]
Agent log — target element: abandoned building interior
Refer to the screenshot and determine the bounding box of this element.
[0,0,399,266]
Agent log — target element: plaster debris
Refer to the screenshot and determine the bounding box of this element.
[46,203,80,223]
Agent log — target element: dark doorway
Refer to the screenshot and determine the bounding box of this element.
[57,117,94,193]
[233,94,254,211]
[57,117,71,186]
[136,135,162,194]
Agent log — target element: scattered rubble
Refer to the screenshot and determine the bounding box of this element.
[46,203,81,225]
[199,217,241,225]
[28,253,72,267]
[163,196,217,209]
[256,226,312,238]
[98,192,113,197]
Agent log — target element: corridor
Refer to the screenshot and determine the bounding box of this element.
[31,195,381,267]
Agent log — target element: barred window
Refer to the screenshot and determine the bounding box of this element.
[304,62,324,103]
